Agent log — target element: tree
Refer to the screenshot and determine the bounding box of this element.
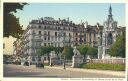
[4,3,27,38]
[36,46,54,64]
[54,47,64,54]
[77,45,88,61]
[36,48,42,56]
[62,46,73,60]
[86,47,98,59]
[109,33,125,58]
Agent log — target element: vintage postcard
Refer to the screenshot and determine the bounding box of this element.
[1,0,127,81]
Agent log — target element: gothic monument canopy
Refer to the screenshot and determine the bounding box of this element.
[104,5,118,30]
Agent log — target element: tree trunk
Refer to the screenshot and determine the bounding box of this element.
[47,53,50,65]
[83,54,86,62]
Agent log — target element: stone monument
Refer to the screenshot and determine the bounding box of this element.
[72,46,83,68]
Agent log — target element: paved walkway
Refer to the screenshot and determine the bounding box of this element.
[3,64,125,78]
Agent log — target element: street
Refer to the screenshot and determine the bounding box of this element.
[3,64,125,78]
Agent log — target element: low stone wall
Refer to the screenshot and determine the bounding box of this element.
[87,58,125,65]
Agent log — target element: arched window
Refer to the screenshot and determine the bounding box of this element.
[107,33,113,45]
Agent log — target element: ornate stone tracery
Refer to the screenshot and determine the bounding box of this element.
[98,5,118,59]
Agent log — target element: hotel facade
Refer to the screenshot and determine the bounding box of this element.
[21,17,100,58]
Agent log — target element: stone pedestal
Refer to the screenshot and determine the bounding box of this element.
[21,58,26,65]
[72,46,83,68]
[98,46,103,59]
[72,55,83,68]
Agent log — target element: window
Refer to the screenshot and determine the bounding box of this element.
[56,27,57,30]
[44,36,47,40]
[48,37,50,40]
[39,31,41,34]
[44,31,47,35]
[44,57,46,60]
[64,27,65,30]
[55,37,57,41]
[33,30,35,34]
[63,32,66,36]
[44,26,46,29]
[39,25,41,28]
[44,43,47,46]
[69,27,70,31]
[84,38,86,42]
[48,31,50,36]
[106,49,109,54]
[107,33,113,45]
[36,42,41,46]
[58,37,60,41]
[55,43,57,47]
[76,33,78,36]
[69,33,71,37]
[58,27,60,30]
[48,43,50,46]
[76,38,78,41]
[51,43,53,46]
[47,26,50,29]
[55,32,57,36]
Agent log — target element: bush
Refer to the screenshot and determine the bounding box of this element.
[43,63,49,66]
[36,63,44,68]
[24,62,29,66]
[80,63,125,71]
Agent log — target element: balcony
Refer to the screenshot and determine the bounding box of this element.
[31,39,43,42]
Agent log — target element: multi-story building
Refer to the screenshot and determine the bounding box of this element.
[85,24,103,48]
[22,17,87,61]
[73,23,86,46]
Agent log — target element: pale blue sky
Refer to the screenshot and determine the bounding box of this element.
[14,3,125,29]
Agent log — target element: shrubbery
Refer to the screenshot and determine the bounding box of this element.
[43,63,49,66]
[80,63,125,71]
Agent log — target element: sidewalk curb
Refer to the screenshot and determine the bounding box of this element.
[45,66,125,77]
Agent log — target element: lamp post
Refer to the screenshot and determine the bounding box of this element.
[59,29,66,69]
[63,55,66,69]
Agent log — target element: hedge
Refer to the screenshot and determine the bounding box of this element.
[80,63,125,71]
[43,63,49,66]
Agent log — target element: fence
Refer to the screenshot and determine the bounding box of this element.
[87,58,125,65]
[65,60,72,66]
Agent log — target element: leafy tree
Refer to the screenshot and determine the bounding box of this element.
[54,47,64,54]
[36,48,42,56]
[62,46,73,60]
[36,46,54,64]
[4,3,27,38]
[77,45,88,61]
[109,33,125,58]
[86,47,98,59]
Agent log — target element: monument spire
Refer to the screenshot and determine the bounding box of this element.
[108,4,113,21]
[109,5,112,15]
